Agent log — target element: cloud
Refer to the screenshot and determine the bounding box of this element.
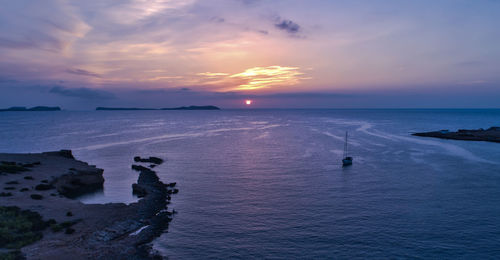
[194,66,309,91]
[246,92,355,98]
[49,86,115,100]
[274,18,300,34]
[65,68,102,78]
[197,72,229,77]
[0,37,38,49]
[0,1,90,52]
[210,16,225,23]
[454,60,487,67]
[228,66,306,90]
[239,0,260,6]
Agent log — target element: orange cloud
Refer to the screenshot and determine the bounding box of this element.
[196,72,230,77]
[197,66,307,91]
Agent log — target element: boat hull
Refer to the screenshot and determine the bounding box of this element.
[342,157,353,166]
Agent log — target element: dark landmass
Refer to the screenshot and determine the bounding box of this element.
[161,105,220,110]
[96,107,157,111]
[0,150,177,259]
[413,126,500,143]
[97,105,220,111]
[0,106,61,112]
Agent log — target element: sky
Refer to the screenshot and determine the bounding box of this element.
[0,0,500,109]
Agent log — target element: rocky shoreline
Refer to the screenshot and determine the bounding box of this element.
[412,127,500,143]
[0,150,177,259]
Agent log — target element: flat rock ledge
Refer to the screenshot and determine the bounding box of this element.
[0,150,176,259]
[412,127,500,143]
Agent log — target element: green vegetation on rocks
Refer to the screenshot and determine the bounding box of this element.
[0,164,29,174]
[0,206,47,249]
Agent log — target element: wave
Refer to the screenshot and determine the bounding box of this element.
[76,127,257,151]
[356,122,496,164]
[254,132,270,140]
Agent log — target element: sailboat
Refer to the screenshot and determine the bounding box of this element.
[342,131,353,166]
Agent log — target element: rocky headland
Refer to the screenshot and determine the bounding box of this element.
[0,150,177,259]
[413,127,500,143]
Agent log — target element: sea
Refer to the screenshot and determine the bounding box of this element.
[1,109,499,259]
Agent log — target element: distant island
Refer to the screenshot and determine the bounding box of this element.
[413,127,500,143]
[96,105,220,111]
[0,106,61,112]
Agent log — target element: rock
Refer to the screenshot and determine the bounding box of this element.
[65,228,75,234]
[30,194,43,200]
[413,127,500,143]
[20,161,40,167]
[131,165,155,174]
[45,150,75,159]
[132,183,148,198]
[35,184,54,191]
[20,187,29,192]
[0,161,16,165]
[0,192,12,197]
[4,187,15,190]
[66,211,73,217]
[5,181,19,185]
[149,164,156,168]
[41,179,48,183]
[53,168,104,198]
[24,176,34,180]
[167,182,176,187]
[172,189,179,194]
[133,156,164,165]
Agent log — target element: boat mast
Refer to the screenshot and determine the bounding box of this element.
[344,131,348,158]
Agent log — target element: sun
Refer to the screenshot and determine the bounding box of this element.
[245,100,252,105]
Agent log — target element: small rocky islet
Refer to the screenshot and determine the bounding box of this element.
[0,150,177,259]
[413,126,500,143]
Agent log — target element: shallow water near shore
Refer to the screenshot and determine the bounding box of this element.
[1,109,500,258]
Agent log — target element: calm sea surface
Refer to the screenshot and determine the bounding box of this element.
[1,109,500,259]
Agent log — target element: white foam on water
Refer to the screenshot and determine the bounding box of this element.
[76,127,258,151]
[75,132,205,150]
[258,124,282,130]
[254,131,270,140]
[250,121,269,125]
[302,148,314,158]
[330,149,344,156]
[91,133,120,138]
[356,123,496,164]
[129,225,149,236]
